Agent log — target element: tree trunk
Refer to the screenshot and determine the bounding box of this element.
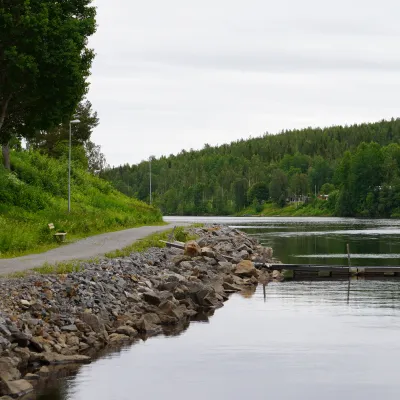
[2,143,10,170]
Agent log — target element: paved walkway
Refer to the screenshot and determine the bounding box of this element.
[0,223,183,275]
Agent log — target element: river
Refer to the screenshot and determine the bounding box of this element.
[37,217,400,399]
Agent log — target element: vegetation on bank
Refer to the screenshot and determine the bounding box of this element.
[103,119,400,218]
[238,200,333,217]
[0,150,162,258]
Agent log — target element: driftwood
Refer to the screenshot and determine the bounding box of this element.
[160,240,234,261]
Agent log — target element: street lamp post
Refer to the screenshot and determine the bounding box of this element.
[68,119,80,213]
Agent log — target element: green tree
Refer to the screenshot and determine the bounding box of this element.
[232,178,248,211]
[31,100,99,158]
[290,173,309,197]
[320,183,335,195]
[247,182,269,203]
[0,0,96,168]
[85,141,107,175]
[269,169,288,207]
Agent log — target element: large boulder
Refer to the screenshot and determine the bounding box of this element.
[142,291,162,306]
[184,241,201,257]
[136,313,162,334]
[0,379,33,398]
[79,313,105,332]
[108,333,130,343]
[116,326,138,337]
[30,352,90,365]
[234,260,258,278]
[0,358,20,382]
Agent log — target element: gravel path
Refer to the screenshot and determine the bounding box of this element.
[0,223,185,274]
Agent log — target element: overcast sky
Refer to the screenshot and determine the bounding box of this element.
[88,0,400,166]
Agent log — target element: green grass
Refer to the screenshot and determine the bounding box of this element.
[238,201,334,217]
[0,150,163,258]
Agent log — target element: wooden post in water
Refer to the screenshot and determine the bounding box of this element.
[263,284,266,302]
[347,243,351,303]
[347,244,351,269]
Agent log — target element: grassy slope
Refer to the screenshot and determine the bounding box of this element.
[237,201,334,217]
[0,150,163,257]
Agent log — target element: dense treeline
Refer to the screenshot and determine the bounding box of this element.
[103,119,400,217]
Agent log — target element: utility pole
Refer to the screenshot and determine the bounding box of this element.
[149,156,152,205]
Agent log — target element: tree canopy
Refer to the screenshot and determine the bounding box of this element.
[0,0,96,166]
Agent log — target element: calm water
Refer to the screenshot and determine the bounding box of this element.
[38,217,400,400]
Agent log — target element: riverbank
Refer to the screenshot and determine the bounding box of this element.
[0,225,280,398]
[237,201,333,217]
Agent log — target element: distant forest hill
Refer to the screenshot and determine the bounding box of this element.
[102,119,400,217]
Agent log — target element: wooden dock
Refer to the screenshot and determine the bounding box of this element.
[255,263,400,278]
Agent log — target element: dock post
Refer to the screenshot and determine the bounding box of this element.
[347,243,351,303]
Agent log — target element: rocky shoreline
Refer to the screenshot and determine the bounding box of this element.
[0,225,281,399]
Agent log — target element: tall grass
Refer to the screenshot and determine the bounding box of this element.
[0,150,163,257]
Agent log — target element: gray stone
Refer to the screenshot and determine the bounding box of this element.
[0,325,11,338]
[61,324,78,333]
[201,247,216,258]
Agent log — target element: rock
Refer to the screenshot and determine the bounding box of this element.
[79,313,104,332]
[201,247,216,258]
[0,358,21,382]
[0,325,11,338]
[66,335,80,346]
[142,291,162,306]
[13,348,30,369]
[172,255,191,266]
[11,331,30,347]
[184,241,201,257]
[61,324,78,333]
[223,282,242,292]
[29,337,45,353]
[272,270,283,280]
[115,326,138,337]
[234,260,257,277]
[31,352,90,365]
[0,379,33,398]
[218,261,233,272]
[108,333,130,343]
[137,313,162,334]
[24,373,40,381]
[38,366,50,376]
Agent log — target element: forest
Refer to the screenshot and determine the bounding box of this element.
[102,119,400,218]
